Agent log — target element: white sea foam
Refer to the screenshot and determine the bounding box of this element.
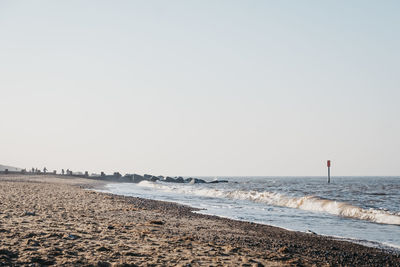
[137,181,400,225]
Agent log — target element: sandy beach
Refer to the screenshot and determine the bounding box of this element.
[0,175,399,266]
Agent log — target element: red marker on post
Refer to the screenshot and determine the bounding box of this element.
[327,160,331,183]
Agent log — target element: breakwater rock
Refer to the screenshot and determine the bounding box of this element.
[0,170,229,185]
[94,174,229,185]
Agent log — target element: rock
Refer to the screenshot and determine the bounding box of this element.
[224,245,239,253]
[277,246,289,253]
[132,174,145,183]
[208,180,229,184]
[97,246,110,252]
[97,261,111,267]
[164,177,177,183]
[149,220,164,225]
[150,176,159,182]
[143,174,152,179]
[175,177,185,183]
[119,176,132,182]
[123,252,148,257]
[26,239,40,246]
[114,263,139,267]
[0,249,18,258]
[31,256,55,265]
[187,178,206,184]
[66,234,80,240]
[24,211,36,216]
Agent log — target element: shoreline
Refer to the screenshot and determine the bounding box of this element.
[1,174,399,266]
[193,208,400,254]
[98,181,400,254]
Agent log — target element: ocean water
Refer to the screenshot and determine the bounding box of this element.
[100,176,400,251]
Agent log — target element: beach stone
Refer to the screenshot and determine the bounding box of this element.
[97,246,111,252]
[278,246,289,253]
[66,234,80,240]
[0,248,18,258]
[26,239,40,246]
[97,261,111,267]
[31,256,55,265]
[124,251,146,257]
[115,262,140,267]
[149,220,164,225]
[225,245,239,253]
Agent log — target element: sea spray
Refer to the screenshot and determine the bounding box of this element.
[104,176,400,249]
[136,180,400,225]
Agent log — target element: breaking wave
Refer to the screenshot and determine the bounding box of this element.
[137,181,400,225]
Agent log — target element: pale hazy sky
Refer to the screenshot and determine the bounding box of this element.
[1,1,399,176]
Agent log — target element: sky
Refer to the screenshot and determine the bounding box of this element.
[1,1,399,176]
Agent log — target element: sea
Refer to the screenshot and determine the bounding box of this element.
[100,176,400,252]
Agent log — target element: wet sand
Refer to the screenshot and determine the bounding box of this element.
[0,175,399,266]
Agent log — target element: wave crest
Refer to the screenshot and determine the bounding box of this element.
[137,181,400,225]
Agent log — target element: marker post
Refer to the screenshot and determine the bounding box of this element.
[327,160,331,183]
